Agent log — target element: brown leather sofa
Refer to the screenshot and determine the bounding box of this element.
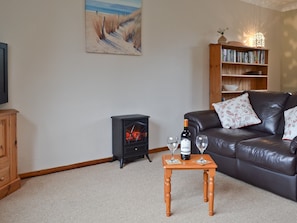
[185,91,297,201]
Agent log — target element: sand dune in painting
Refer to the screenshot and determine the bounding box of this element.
[85,9,142,55]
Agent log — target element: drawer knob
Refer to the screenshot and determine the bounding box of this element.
[134,147,138,151]
[0,176,4,181]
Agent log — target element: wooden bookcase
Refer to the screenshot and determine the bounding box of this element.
[209,43,269,109]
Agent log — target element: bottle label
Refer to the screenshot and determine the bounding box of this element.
[181,138,191,155]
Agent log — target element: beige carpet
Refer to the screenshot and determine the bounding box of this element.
[1,151,297,223]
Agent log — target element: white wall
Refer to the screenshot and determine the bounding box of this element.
[0,0,282,173]
[281,9,297,91]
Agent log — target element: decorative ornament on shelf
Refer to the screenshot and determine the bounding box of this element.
[217,27,228,44]
[253,32,265,48]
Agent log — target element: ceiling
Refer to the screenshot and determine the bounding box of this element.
[241,0,297,12]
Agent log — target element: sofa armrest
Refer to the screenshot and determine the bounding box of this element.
[184,110,221,132]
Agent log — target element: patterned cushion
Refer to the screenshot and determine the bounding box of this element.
[212,93,261,129]
[283,105,297,140]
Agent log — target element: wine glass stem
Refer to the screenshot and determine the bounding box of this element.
[171,152,174,161]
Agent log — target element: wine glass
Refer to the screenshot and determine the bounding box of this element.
[195,135,208,164]
[167,136,179,163]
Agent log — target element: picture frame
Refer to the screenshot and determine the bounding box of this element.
[85,0,142,55]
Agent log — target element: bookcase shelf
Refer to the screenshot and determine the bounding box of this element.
[209,43,269,108]
[222,74,268,78]
[222,62,268,66]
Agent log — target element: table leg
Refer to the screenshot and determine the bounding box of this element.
[203,170,208,202]
[208,169,216,216]
[164,169,172,217]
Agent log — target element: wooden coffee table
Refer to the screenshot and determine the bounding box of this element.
[162,154,217,216]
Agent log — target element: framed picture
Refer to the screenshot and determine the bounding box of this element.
[85,0,142,55]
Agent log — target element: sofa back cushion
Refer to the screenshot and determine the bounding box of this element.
[277,93,297,134]
[246,91,290,134]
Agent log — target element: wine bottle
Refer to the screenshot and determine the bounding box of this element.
[180,119,191,160]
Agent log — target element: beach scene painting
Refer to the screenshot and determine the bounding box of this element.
[85,0,142,55]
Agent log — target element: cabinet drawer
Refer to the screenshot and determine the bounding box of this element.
[0,156,9,169]
[0,166,10,187]
[124,145,147,156]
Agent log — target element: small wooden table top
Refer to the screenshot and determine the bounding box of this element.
[162,154,218,217]
[162,154,217,170]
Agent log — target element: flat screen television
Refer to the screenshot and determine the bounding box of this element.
[0,42,8,104]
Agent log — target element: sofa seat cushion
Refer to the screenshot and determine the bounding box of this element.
[236,135,297,176]
[202,128,270,158]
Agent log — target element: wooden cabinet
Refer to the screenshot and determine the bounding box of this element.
[209,43,269,108]
[0,109,20,199]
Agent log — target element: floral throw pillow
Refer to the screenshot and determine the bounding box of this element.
[282,106,297,140]
[212,93,261,129]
